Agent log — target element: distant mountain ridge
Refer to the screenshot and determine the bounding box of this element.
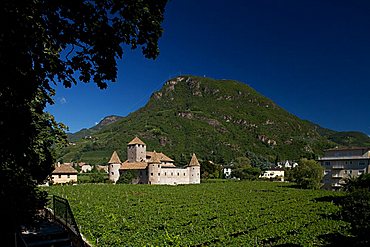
[67,115,122,142]
[61,76,370,165]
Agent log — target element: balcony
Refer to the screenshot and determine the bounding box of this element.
[332,165,345,169]
[331,174,343,179]
[319,156,370,161]
[332,183,342,188]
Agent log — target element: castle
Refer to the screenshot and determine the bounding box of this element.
[108,137,201,185]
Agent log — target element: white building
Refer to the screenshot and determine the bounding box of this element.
[260,168,285,181]
[223,167,232,178]
[108,137,201,185]
[277,160,298,169]
[51,164,78,184]
[318,147,370,190]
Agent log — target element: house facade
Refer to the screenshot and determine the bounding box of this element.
[260,168,285,181]
[108,137,201,185]
[51,164,78,184]
[277,160,298,169]
[318,147,370,190]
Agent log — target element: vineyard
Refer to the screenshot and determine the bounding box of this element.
[46,181,350,246]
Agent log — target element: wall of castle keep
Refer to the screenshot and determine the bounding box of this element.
[157,168,191,185]
[127,144,146,162]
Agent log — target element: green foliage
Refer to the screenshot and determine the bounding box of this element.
[231,167,261,180]
[344,173,370,192]
[233,156,251,168]
[341,189,370,245]
[1,1,168,242]
[116,170,137,184]
[78,173,108,184]
[339,174,370,245]
[46,182,350,246]
[62,76,350,166]
[201,161,222,179]
[290,159,323,189]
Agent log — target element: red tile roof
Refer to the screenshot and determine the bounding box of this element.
[128,137,146,145]
[146,151,174,162]
[188,153,200,167]
[52,165,78,174]
[120,161,148,170]
[108,151,122,164]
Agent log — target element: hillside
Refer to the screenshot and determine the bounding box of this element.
[59,76,368,165]
[66,115,122,142]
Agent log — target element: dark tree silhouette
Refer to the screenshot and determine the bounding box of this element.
[0,1,168,245]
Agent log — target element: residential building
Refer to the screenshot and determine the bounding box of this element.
[277,160,298,169]
[108,137,201,185]
[51,164,78,184]
[318,147,370,190]
[260,168,285,181]
[223,167,232,178]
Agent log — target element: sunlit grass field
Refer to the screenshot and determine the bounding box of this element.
[46,181,350,246]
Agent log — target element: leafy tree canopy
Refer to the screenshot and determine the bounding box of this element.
[340,174,370,246]
[0,0,167,244]
[290,158,323,189]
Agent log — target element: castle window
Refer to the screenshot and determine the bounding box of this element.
[184,173,186,176]
[58,175,61,178]
[67,175,70,178]
[197,173,199,176]
[165,172,167,176]
[171,172,173,176]
[177,173,179,176]
[158,173,160,176]
[111,172,114,175]
[193,168,194,170]
[151,173,153,176]
[158,165,160,168]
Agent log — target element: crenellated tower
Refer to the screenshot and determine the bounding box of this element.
[127,137,146,162]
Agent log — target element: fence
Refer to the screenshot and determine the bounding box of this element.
[51,195,88,247]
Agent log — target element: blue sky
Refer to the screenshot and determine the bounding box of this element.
[46,0,370,134]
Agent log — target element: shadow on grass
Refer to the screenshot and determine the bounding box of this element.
[318,233,356,247]
[313,195,345,205]
[314,195,370,247]
[276,183,301,189]
[273,244,302,247]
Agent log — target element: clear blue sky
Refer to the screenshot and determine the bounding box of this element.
[46,0,370,135]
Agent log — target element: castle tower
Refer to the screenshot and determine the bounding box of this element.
[108,151,122,183]
[127,137,146,162]
[148,151,161,184]
[188,153,201,184]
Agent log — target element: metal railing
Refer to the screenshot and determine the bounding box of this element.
[51,195,88,247]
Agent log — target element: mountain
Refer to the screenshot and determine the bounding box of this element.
[60,76,370,165]
[66,115,122,142]
[312,124,370,147]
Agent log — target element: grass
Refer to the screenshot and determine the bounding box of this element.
[45,180,350,246]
